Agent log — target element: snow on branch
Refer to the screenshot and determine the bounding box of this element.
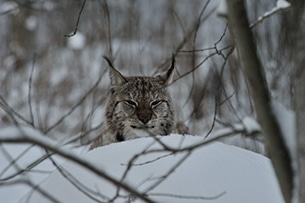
[217,0,291,28]
[250,0,291,28]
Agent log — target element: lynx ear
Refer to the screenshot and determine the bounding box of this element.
[103,56,127,86]
[159,54,175,85]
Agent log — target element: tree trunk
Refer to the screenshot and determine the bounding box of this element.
[226,0,293,202]
[289,0,305,201]
[295,50,305,202]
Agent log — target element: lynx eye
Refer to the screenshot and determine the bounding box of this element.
[151,100,163,108]
[124,100,137,108]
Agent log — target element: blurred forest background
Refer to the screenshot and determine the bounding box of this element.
[0,0,293,152]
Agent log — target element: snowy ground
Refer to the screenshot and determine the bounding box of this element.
[0,132,284,203]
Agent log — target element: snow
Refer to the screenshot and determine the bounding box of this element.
[0,126,84,203]
[242,116,260,134]
[0,1,18,15]
[217,0,290,23]
[13,134,284,203]
[272,101,298,202]
[250,0,291,28]
[50,64,68,86]
[67,33,86,50]
[272,101,296,161]
[276,0,291,9]
[217,0,227,17]
[42,1,57,11]
[25,16,38,31]
[0,144,58,203]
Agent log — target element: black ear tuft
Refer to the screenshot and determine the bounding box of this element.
[103,55,127,86]
[159,54,175,85]
[103,55,114,68]
[167,54,175,79]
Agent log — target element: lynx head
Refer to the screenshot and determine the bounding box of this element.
[103,56,175,140]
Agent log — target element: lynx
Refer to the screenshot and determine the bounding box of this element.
[89,56,187,150]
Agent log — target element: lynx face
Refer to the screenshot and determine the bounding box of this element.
[89,56,176,150]
[109,76,175,138]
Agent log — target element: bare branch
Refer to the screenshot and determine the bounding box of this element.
[148,191,226,201]
[47,154,111,202]
[0,126,156,203]
[250,0,291,28]
[0,178,61,203]
[28,54,35,126]
[44,68,106,134]
[0,144,36,180]
[154,0,217,75]
[143,151,192,193]
[121,153,174,167]
[64,0,87,38]
[101,0,113,58]
[0,95,31,125]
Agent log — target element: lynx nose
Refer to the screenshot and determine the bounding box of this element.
[137,113,152,124]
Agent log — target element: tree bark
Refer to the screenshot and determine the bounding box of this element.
[226,1,293,202]
[295,49,305,202]
[289,0,305,201]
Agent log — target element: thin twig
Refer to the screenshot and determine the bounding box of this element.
[44,69,106,134]
[183,1,208,108]
[0,144,35,179]
[148,191,226,200]
[143,151,192,193]
[0,179,61,203]
[205,44,235,138]
[204,97,218,138]
[180,47,215,52]
[64,0,87,37]
[47,153,110,202]
[110,141,158,202]
[250,2,291,28]
[0,95,31,125]
[28,54,35,126]
[153,1,217,75]
[120,153,174,167]
[101,0,113,58]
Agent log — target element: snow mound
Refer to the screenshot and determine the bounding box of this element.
[19,134,284,203]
